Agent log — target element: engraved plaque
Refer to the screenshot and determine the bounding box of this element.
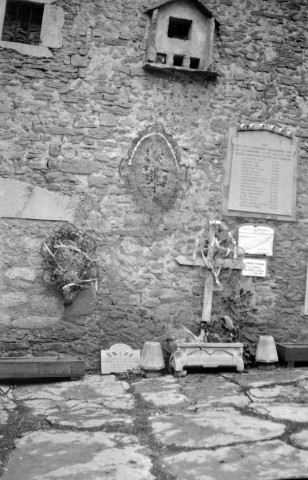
[101,344,140,374]
[242,258,267,277]
[223,127,298,221]
[238,225,274,256]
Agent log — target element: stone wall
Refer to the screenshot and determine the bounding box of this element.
[0,0,307,370]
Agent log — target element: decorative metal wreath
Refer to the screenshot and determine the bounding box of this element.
[41,224,98,305]
[120,124,187,216]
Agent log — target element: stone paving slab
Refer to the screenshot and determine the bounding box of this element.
[150,407,285,448]
[224,368,308,388]
[1,430,154,480]
[134,376,189,408]
[178,374,250,408]
[250,402,308,422]
[46,399,132,427]
[0,396,16,425]
[2,372,308,480]
[290,428,308,448]
[162,439,308,480]
[13,375,133,409]
[0,386,14,400]
[11,375,134,428]
[248,383,308,403]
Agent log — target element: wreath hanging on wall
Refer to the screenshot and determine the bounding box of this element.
[41,224,98,305]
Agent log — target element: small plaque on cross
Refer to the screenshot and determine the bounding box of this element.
[242,258,267,277]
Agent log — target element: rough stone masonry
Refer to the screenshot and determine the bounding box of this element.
[0,0,307,370]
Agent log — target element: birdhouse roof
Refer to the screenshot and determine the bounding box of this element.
[145,0,214,18]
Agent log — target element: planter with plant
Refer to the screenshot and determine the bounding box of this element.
[167,219,255,375]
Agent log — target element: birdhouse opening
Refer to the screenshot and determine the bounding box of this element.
[167,16,192,40]
[173,54,184,66]
[190,57,200,69]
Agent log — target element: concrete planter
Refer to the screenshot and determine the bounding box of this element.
[277,343,308,368]
[169,342,244,376]
[0,357,85,380]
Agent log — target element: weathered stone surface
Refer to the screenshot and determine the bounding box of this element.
[41,5,65,49]
[150,407,285,448]
[179,374,250,408]
[13,375,134,427]
[11,316,60,329]
[290,429,308,448]
[134,376,189,407]
[163,440,308,480]
[248,383,308,403]
[71,54,89,68]
[0,396,16,425]
[0,41,52,58]
[1,431,154,480]
[60,160,96,174]
[224,369,308,388]
[250,403,308,423]
[0,0,307,368]
[5,267,36,282]
[0,178,75,222]
[0,292,28,309]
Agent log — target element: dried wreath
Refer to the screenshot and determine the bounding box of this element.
[41,224,98,305]
[193,219,238,286]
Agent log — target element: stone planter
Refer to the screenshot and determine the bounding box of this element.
[0,357,85,380]
[276,343,308,368]
[169,342,244,376]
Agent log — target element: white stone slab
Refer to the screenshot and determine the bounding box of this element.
[242,258,267,277]
[101,344,140,374]
[41,5,65,49]
[249,403,308,422]
[0,396,16,425]
[248,383,308,403]
[1,431,154,480]
[238,224,274,256]
[150,407,285,448]
[0,178,75,221]
[163,440,308,480]
[134,376,188,407]
[291,429,308,448]
[13,375,134,428]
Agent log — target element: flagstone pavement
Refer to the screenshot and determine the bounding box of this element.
[1,368,308,479]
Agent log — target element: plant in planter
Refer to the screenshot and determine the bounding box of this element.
[41,224,98,305]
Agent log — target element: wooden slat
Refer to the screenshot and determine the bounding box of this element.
[202,270,213,323]
[175,255,243,269]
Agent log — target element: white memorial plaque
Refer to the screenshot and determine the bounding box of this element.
[223,127,298,221]
[101,344,140,374]
[242,258,267,277]
[238,225,274,256]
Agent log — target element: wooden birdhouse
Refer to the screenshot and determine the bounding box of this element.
[144,0,218,76]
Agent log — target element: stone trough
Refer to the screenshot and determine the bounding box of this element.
[169,342,244,376]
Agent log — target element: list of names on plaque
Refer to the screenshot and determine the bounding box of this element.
[228,136,296,216]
